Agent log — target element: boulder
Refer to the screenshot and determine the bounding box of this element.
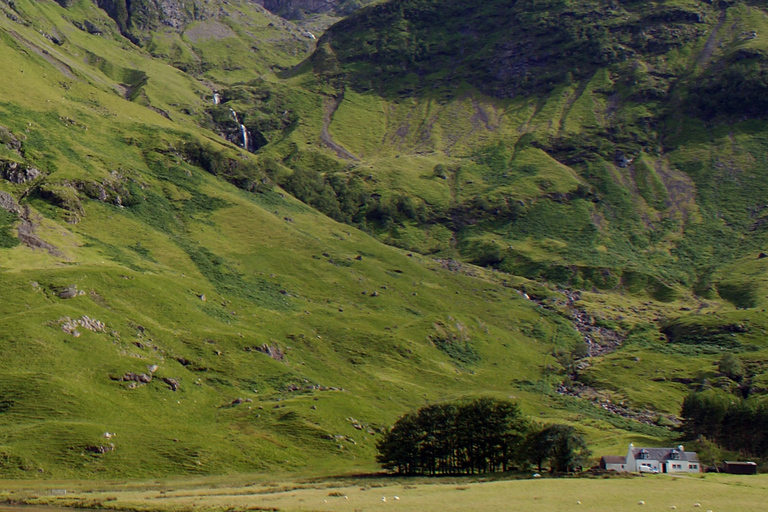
[0,191,20,214]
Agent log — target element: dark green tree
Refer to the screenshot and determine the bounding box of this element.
[377,397,530,475]
[546,425,591,473]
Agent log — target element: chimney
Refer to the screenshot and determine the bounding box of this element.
[678,445,684,452]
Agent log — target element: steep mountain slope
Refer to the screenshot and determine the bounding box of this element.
[239,0,768,432]
[0,0,654,478]
[303,0,768,289]
[1,0,767,478]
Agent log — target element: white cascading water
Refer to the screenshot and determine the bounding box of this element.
[228,108,250,151]
[240,124,250,151]
[213,92,220,105]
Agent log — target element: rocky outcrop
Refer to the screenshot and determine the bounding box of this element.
[245,343,285,361]
[256,0,337,16]
[0,191,20,214]
[58,315,106,336]
[0,126,22,154]
[17,206,64,256]
[93,0,217,42]
[162,377,180,391]
[0,161,41,184]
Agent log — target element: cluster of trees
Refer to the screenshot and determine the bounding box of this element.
[680,389,768,458]
[376,398,591,475]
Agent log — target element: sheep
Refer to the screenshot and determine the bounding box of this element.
[382,497,386,502]
[694,504,701,508]
[394,496,400,500]
[638,501,645,505]
[671,507,676,510]
[576,501,581,505]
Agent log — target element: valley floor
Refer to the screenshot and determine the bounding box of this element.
[1,473,766,512]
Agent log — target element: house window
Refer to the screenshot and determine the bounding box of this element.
[689,464,698,470]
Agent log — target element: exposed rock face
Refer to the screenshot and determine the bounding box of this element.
[0,126,22,154]
[17,206,64,256]
[93,0,216,41]
[256,0,338,15]
[0,161,41,184]
[245,343,285,361]
[0,191,20,214]
[162,377,180,391]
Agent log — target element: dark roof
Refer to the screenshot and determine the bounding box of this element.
[633,448,699,462]
[724,461,757,466]
[601,456,626,464]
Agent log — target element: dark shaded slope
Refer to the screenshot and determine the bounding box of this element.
[315,0,708,98]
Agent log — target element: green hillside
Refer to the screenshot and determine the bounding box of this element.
[0,0,766,479]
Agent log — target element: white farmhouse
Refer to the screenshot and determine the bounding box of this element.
[599,443,702,474]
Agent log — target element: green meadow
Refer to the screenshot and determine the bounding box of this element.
[3,473,767,512]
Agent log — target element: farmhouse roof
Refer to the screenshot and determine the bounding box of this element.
[600,455,626,464]
[633,447,699,462]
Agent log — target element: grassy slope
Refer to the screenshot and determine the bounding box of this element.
[1,0,768,479]
[246,0,768,442]
[0,0,666,479]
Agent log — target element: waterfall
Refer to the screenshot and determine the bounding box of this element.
[240,124,250,152]
[228,108,251,151]
[213,92,220,105]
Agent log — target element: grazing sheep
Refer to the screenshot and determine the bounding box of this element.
[394,496,400,500]
[694,504,701,508]
[382,497,386,502]
[576,501,581,505]
[638,501,645,505]
[671,507,676,510]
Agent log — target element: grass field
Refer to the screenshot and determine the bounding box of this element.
[3,473,767,512]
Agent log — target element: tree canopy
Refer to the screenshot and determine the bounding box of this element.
[376,397,590,475]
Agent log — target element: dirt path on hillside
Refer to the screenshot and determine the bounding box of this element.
[695,9,727,71]
[321,94,359,161]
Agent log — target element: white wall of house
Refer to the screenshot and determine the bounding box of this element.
[624,444,701,474]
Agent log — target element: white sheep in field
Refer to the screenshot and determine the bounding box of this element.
[394,496,400,500]
[638,501,645,505]
[694,504,701,508]
[382,496,387,502]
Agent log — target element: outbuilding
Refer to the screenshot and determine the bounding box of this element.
[722,461,757,475]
